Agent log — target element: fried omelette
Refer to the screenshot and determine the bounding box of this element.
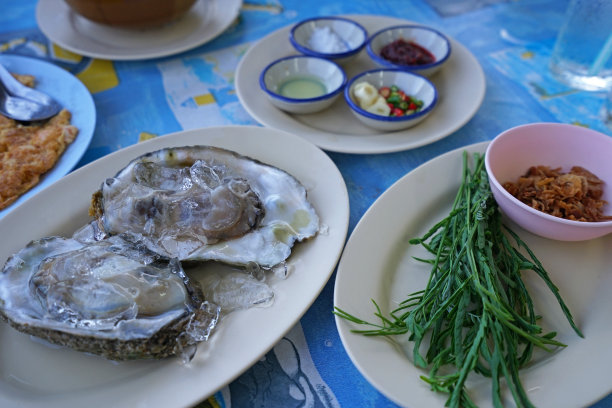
[0,75,78,210]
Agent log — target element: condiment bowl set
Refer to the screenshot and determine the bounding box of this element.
[344,69,437,131]
[366,25,451,77]
[259,55,347,114]
[289,16,368,65]
[485,122,612,241]
[260,16,452,128]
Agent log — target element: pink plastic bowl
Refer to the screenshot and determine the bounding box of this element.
[485,122,612,241]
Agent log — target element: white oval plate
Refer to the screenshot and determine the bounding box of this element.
[0,126,349,408]
[0,54,95,219]
[236,15,485,154]
[334,142,612,407]
[36,0,242,60]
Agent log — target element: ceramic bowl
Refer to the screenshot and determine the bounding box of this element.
[366,24,451,77]
[344,68,437,131]
[259,55,347,114]
[289,16,368,65]
[64,0,197,28]
[485,122,612,241]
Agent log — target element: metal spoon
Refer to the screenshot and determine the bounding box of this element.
[0,62,61,121]
[0,81,59,122]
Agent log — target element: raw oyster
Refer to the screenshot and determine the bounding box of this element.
[90,146,319,268]
[0,235,219,360]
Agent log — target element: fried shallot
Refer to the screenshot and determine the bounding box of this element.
[503,165,612,222]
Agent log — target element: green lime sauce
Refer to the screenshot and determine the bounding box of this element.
[279,76,326,99]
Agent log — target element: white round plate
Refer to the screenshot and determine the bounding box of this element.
[0,53,95,219]
[0,126,349,408]
[334,142,612,407]
[236,15,485,154]
[36,0,242,60]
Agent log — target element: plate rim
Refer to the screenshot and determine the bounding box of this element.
[235,14,486,154]
[0,125,350,408]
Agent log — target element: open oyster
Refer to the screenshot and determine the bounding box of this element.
[90,146,319,268]
[0,235,219,360]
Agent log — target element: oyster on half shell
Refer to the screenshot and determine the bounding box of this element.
[0,235,219,360]
[90,146,319,268]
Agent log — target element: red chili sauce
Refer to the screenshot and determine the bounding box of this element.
[380,38,436,66]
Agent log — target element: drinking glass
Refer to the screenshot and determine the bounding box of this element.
[549,0,612,91]
[605,89,612,129]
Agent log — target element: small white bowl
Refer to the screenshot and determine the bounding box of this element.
[366,25,451,77]
[485,123,612,241]
[259,55,347,114]
[289,16,368,65]
[344,68,437,132]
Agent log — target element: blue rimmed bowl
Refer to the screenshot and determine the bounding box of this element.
[260,55,347,114]
[366,24,451,77]
[344,68,437,131]
[289,16,368,65]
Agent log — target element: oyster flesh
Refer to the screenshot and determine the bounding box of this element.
[0,235,219,360]
[90,146,319,268]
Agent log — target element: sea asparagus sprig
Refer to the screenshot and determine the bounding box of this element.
[334,152,583,408]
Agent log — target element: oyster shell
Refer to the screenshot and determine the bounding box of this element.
[0,235,219,360]
[90,146,319,268]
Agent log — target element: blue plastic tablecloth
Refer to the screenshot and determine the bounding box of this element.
[1,1,611,407]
